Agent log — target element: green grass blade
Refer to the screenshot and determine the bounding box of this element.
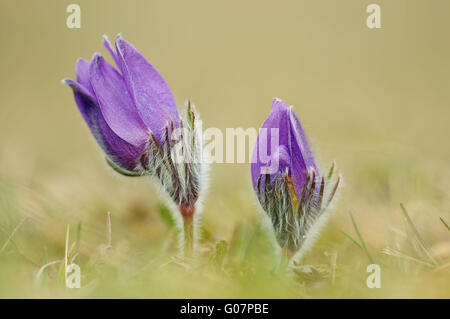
[350,213,377,264]
[342,231,363,250]
[440,217,450,232]
[400,204,427,247]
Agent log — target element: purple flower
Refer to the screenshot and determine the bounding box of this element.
[63,34,179,173]
[64,36,208,257]
[251,98,340,256]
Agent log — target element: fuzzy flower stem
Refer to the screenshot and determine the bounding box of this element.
[181,204,195,258]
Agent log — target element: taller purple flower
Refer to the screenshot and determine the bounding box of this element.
[63,34,207,257]
[251,98,340,259]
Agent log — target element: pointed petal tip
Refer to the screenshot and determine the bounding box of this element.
[90,53,104,67]
[272,97,284,103]
[102,34,111,47]
[115,33,125,46]
[272,97,288,105]
[92,52,102,60]
[76,57,88,64]
[75,58,90,74]
[62,78,77,88]
[115,33,131,57]
[102,35,122,68]
[61,79,96,102]
[271,97,289,112]
[115,36,124,55]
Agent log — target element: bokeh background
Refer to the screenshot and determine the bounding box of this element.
[0,0,449,298]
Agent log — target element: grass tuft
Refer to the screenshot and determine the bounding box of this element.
[400,203,438,266]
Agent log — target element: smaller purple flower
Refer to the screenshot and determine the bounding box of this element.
[251,98,341,257]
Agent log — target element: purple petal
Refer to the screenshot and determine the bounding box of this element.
[251,98,290,190]
[251,98,320,199]
[63,78,96,128]
[115,35,179,141]
[271,145,291,170]
[96,112,144,171]
[75,58,94,96]
[89,54,148,147]
[288,107,319,198]
[63,79,144,171]
[103,35,121,69]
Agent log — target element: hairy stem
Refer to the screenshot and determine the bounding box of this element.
[182,214,194,258]
[180,204,195,258]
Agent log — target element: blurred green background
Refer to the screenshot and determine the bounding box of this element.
[0,0,449,298]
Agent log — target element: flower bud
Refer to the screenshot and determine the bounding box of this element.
[251,98,341,258]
